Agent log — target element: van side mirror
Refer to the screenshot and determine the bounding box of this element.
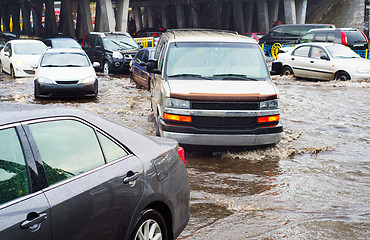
[147,59,161,74]
[270,62,283,75]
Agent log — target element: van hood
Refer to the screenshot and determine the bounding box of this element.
[167,79,278,101]
[36,67,96,81]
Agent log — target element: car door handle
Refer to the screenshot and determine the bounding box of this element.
[291,58,295,60]
[310,60,314,63]
[21,212,48,229]
[123,171,139,184]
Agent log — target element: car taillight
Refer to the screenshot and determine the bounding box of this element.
[360,31,369,44]
[178,147,185,164]
[340,31,348,45]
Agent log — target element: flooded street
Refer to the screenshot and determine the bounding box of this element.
[0,72,369,239]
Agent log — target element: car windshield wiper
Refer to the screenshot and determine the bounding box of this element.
[212,74,259,81]
[42,64,60,67]
[168,73,212,80]
[60,64,84,67]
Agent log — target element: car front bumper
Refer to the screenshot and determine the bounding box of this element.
[35,81,97,98]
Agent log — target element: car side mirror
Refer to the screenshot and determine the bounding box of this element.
[139,62,147,66]
[95,46,102,51]
[147,59,161,74]
[93,62,100,68]
[270,61,283,75]
[320,55,330,61]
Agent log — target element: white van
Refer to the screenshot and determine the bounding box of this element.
[147,29,283,146]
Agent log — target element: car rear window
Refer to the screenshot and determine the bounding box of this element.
[344,31,367,43]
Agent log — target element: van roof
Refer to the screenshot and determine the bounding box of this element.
[161,29,256,43]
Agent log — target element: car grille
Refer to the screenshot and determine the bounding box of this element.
[191,101,259,110]
[192,116,257,128]
[56,80,79,84]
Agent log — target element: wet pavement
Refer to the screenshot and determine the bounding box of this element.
[0,72,369,239]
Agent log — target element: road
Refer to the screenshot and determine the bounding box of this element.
[0,72,369,239]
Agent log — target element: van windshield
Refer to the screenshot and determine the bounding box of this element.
[165,42,269,80]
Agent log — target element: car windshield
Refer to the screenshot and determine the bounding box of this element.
[166,42,269,80]
[52,39,81,48]
[103,36,138,51]
[40,52,90,67]
[326,45,361,59]
[14,42,46,55]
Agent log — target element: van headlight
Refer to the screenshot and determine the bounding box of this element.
[164,98,190,109]
[37,77,53,84]
[260,99,279,110]
[82,76,96,84]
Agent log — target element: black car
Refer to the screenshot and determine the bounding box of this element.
[0,104,190,240]
[130,47,156,89]
[259,24,335,45]
[288,28,369,50]
[81,32,140,75]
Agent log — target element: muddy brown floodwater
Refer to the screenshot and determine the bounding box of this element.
[0,72,369,239]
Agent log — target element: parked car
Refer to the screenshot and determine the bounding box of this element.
[241,32,264,42]
[34,48,98,98]
[130,47,156,89]
[81,32,140,75]
[285,28,369,50]
[0,104,190,240]
[258,24,335,45]
[277,42,370,81]
[43,37,81,49]
[0,39,47,77]
[146,29,283,147]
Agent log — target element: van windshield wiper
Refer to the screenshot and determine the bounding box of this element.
[212,74,259,81]
[168,73,212,79]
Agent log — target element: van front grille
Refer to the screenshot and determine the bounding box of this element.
[191,101,259,110]
[192,116,257,128]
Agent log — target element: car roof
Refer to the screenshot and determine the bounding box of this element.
[89,32,132,37]
[45,37,77,41]
[295,42,344,48]
[8,39,44,44]
[162,29,256,43]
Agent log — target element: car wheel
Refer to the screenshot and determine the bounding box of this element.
[34,82,40,99]
[282,66,293,76]
[132,209,168,240]
[103,62,109,75]
[146,78,151,90]
[335,72,350,81]
[10,65,15,78]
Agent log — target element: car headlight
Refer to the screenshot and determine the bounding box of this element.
[164,98,190,109]
[356,67,367,73]
[113,51,123,59]
[37,77,53,84]
[260,99,279,110]
[82,76,96,84]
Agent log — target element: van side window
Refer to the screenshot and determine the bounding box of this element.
[157,43,167,71]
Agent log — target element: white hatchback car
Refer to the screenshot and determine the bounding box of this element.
[0,39,47,77]
[277,42,370,81]
[34,48,98,98]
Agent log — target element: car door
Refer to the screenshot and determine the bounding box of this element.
[25,118,144,240]
[0,125,51,239]
[133,50,144,85]
[307,46,333,80]
[289,45,311,78]
[1,43,12,73]
[140,50,151,88]
[94,37,105,66]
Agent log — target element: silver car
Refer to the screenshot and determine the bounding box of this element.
[0,104,190,240]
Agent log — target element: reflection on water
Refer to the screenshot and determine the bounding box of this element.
[1,72,369,239]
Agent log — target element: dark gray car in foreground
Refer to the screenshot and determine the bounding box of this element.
[0,104,190,240]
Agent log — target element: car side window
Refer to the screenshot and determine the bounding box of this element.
[0,127,30,204]
[83,36,93,49]
[143,51,149,62]
[97,132,128,163]
[270,27,283,37]
[136,50,144,62]
[4,43,11,54]
[327,33,336,42]
[299,33,314,43]
[158,43,167,71]
[96,37,104,49]
[292,46,310,57]
[310,46,328,59]
[28,120,105,186]
[314,32,327,42]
